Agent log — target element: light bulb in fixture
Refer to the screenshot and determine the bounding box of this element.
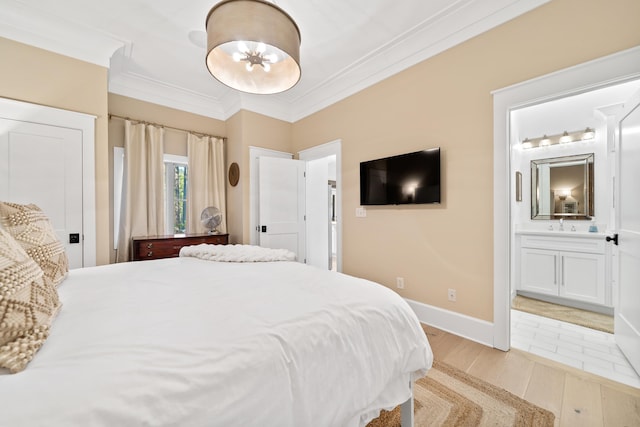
[521,138,532,149]
[559,131,572,143]
[582,127,595,140]
[540,135,551,146]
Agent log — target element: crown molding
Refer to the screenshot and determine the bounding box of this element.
[233,94,297,122]
[287,0,551,122]
[0,1,125,67]
[108,71,228,120]
[108,70,298,122]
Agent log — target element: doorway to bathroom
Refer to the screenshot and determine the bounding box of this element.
[492,47,640,388]
[508,79,640,388]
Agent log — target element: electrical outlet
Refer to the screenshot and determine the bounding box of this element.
[356,206,367,217]
[396,277,405,289]
[447,288,456,302]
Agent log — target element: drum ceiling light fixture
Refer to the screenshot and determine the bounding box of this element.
[205,0,301,95]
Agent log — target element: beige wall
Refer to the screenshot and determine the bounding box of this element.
[291,0,640,322]
[225,112,245,244]
[226,110,293,244]
[0,37,111,265]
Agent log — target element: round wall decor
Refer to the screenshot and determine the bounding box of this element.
[228,162,240,186]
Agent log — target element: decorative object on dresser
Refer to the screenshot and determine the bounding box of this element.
[200,206,223,234]
[132,233,229,261]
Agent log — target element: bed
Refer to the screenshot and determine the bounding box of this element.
[0,242,432,427]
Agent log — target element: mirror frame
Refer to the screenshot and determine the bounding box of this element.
[531,153,594,220]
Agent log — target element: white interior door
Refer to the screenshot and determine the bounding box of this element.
[249,147,292,245]
[305,157,330,269]
[615,89,640,375]
[0,119,84,268]
[258,156,306,262]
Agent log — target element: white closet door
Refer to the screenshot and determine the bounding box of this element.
[0,119,84,268]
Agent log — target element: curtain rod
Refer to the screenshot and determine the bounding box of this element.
[108,114,226,141]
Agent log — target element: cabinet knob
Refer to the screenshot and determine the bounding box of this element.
[147,251,153,257]
[147,243,153,249]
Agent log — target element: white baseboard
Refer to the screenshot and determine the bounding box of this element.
[405,298,495,348]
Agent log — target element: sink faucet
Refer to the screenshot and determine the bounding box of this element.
[559,218,564,231]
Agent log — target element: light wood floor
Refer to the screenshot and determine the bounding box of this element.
[424,324,640,426]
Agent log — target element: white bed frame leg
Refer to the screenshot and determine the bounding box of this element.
[400,380,414,427]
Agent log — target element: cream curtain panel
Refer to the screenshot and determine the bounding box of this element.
[116,121,165,262]
[186,133,227,234]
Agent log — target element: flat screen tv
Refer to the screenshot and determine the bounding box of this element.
[360,148,441,205]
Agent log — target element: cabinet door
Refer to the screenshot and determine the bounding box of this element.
[520,248,558,295]
[560,252,605,304]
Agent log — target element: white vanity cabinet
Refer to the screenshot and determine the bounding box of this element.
[517,231,609,307]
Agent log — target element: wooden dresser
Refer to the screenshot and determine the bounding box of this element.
[132,233,229,261]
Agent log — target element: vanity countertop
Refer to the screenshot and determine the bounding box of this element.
[515,229,607,239]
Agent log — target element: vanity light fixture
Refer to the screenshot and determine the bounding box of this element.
[582,127,595,140]
[539,135,551,146]
[559,131,572,143]
[520,128,596,149]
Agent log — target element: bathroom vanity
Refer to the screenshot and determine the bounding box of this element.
[515,230,612,311]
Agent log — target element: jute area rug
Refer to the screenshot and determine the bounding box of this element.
[512,295,614,334]
[366,360,554,427]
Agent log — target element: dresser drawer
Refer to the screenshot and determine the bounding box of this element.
[132,234,229,261]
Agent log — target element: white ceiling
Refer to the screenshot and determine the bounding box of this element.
[1,0,549,122]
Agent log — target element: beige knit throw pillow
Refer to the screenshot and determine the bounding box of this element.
[0,228,61,373]
[0,202,69,287]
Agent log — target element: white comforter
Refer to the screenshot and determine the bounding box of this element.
[0,257,432,427]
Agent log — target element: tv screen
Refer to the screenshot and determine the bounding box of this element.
[360,148,441,205]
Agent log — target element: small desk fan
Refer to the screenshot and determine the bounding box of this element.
[200,206,222,234]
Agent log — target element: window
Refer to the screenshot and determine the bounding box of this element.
[113,151,189,248]
[164,155,188,234]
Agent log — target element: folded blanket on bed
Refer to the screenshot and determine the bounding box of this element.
[179,244,296,262]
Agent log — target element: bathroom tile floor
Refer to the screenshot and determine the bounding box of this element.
[511,309,640,389]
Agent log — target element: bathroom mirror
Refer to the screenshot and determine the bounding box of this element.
[531,153,594,220]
